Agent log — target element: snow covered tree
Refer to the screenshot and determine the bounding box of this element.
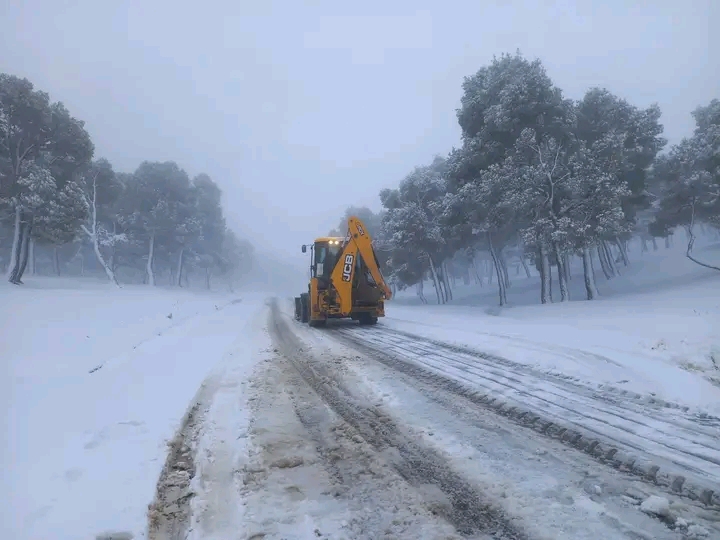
[442,163,516,305]
[650,99,720,271]
[575,88,666,263]
[189,173,226,288]
[330,206,384,237]
[125,161,192,286]
[454,51,576,181]
[380,156,451,303]
[5,164,59,283]
[0,74,93,283]
[0,73,240,288]
[77,159,124,285]
[445,52,577,304]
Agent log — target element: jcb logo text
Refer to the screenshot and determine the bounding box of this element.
[342,254,354,282]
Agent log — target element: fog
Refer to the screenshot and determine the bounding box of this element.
[2,0,717,263]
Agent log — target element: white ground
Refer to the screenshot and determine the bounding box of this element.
[3,235,719,540]
[2,277,266,540]
[390,236,720,416]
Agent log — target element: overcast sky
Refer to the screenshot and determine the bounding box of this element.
[1,0,718,260]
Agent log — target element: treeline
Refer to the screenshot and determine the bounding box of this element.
[0,73,254,289]
[332,53,719,305]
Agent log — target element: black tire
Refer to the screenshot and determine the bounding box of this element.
[294,297,302,320]
[358,312,378,326]
[309,318,326,328]
[300,293,309,323]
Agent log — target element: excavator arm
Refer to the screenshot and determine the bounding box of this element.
[330,216,392,316]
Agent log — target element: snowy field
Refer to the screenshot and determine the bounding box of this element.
[2,277,266,540]
[3,236,719,540]
[389,238,720,415]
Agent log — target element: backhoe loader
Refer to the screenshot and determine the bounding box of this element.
[294,216,392,327]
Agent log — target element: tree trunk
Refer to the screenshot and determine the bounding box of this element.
[685,204,720,272]
[109,222,118,272]
[205,267,211,289]
[53,246,61,276]
[652,237,658,251]
[12,221,32,284]
[437,261,449,303]
[8,221,26,284]
[82,173,120,286]
[563,253,571,282]
[520,254,531,278]
[548,254,554,300]
[30,239,36,275]
[437,267,448,303]
[665,236,671,249]
[603,240,619,276]
[6,205,22,281]
[427,255,443,304]
[553,243,569,302]
[596,245,613,279]
[539,243,551,304]
[146,232,156,286]
[176,248,185,287]
[442,261,453,301]
[435,264,446,303]
[92,237,120,286]
[487,258,494,284]
[499,251,510,289]
[615,237,629,266]
[471,256,483,286]
[641,237,649,252]
[487,233,507,306]
[582,247,598,300]
[416,280,427,304]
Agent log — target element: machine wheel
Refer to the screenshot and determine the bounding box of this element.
[294,296,302,320]
[358,312,378,326]
[309,318,326,328]
[299,293,309,323]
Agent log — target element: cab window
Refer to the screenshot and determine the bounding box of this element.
[313,244,327,277]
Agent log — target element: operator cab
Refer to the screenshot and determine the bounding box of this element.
[301,235,381,296]
[302,238,344,289]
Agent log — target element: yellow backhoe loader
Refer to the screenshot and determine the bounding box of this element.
[294,216,392,327]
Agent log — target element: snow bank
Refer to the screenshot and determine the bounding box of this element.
[1,277,266,540]
[385,244,720,415]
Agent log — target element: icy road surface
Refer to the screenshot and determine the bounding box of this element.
[168,298,717,540]
[334,324,720,497]
[6,277,718,539]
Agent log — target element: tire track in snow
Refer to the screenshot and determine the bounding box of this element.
[388,316,720,421]
[270,299,528,539]
[366,331,720,461]
[88,297,244,375]
[147,397,207,540]
[330,325,720,510]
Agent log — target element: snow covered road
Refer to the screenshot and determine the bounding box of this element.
[332,324,720,503]
[216,298,718,539]
[7,279,718,539]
